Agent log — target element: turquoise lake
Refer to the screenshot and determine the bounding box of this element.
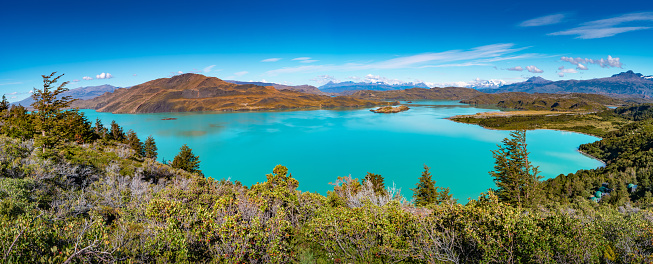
[80,101,604,201]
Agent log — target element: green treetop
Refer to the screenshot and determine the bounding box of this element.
[31,72,75,151]
[126,130,144,156]
[171,144,201,173]
[362,172,386,195]
[109,120,125,142]
[490,130,543,207]
[143,135,158,159]
[0,95,9,112]
[411,164,452,206]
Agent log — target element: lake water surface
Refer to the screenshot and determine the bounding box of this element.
[80,101,604,201]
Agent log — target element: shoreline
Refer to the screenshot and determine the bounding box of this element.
[577,149,607,167]
[76,103,394,115]
[445,113,607,168]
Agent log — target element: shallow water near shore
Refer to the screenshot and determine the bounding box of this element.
[80,101,604,201]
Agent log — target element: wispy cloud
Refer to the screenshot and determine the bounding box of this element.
[424,62,490,68]
[203,65,217,73]
[292,57,318,63]
[234,71,248,77]
[506,66,524,71]
[561,55,622,69]
[266,43,531,76]
[520,14,566,27]
[96,73,113,79]
[0,81,23,86]
[82,76,93,80]
[526,65,543,73]
[549,12,653,39]
[262,58,282,62]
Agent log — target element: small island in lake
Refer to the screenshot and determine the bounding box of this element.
[371,105,410,113]
[162,117,178,120]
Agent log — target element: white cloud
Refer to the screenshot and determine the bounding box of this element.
[234,71,248,77]
[520,14,566,27]
[549,12,653,39]
[291,57,318,63]
[261,58,282,62]
[177,71,183,74]
[266,43,530,76]
[561,55,622,68]
[507,66,524,71]
[0,81,23,86]
[82,76,93,80]
[310,75,340,84]
[526,65,543,73]
[576,63,588,70]
[557,66,578,77]
[96,73,113,79]
[203,65,216,73]
[361,74,405,85]
[72,79,80,82]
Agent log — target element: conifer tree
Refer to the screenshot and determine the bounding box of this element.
[490,130,542,206]
[31,72,75,151]
[94,118,107,138]
[363,172,386,195]
[126,130,144,156]
[171,144,201,173]
[0,105,35,139]
[109,120,125,142]
[143,135,158,159]
[412,164,452,206]
[0,95,9,112]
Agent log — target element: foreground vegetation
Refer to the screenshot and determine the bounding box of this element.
[1,73,653,263]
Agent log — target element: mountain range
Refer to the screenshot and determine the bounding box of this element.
[13,84,119,108]
[486,71,653,99]
[72,74,388,113]
[349,87,484,101]
[318,81,430,95]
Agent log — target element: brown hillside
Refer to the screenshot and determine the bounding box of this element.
[73,74,390,113]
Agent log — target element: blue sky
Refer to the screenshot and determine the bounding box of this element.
[1,0,652,102]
